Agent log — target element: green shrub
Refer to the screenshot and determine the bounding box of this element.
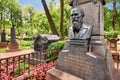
[0,48,6,53]
[19,40,32,50]
[46,41,66,62]
[48,40,66,50]
[14,60,29,75]
[104,31,120,39]
[20,41,32,46]
[23,37,32,41]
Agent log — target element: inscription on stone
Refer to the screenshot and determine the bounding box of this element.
[63,53,94,77]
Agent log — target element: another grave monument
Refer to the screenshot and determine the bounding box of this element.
[6,25,20,52]
[28,34,60,65]
[0,30,7,48]
[46,0,117,80]
[34,34,60,51]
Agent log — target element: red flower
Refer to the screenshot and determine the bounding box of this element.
[21,69,26,73]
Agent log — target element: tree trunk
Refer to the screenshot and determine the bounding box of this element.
[112,0,117,31]
[0,13,3,32]
[41,0,59,36]
[10,13,14,27]
[60,0,64,39]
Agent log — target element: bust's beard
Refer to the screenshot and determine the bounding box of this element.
[73,21,80,33]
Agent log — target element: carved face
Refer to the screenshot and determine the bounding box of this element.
[71,8,84,33]
[71,8,84,25]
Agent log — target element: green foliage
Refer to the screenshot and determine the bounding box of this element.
[46,51,58,62]
[0,0,72,37]
[104,7,113,31]
[19,40,32,50]
[47,40,65,62]
[20,41,32,46]
[0,48,6,53]
[48,40,66,50]
[14,60,29,75]
[104,31,120,39]
[23,37,32,41]
[104,1,120,31]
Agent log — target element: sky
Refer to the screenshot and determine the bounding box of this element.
[18,0,119,11]
[18,0,59,11]
[105,2,120,9]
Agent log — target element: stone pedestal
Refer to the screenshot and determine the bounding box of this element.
[46,40,116,80]
[46,68,82,80]
[6,42,20,52]
[0,42,8,48]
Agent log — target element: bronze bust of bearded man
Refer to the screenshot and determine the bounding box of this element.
[68,7,93,45]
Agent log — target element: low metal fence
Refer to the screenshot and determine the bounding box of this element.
[0,49,60,79]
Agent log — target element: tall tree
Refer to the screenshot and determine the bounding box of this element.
[106,0,120,30]
[60,0,64,38]
[112,0,117,30]
[0,0,8,31]
[41,0,59,36]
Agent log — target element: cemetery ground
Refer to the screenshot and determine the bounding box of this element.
[0,38,32,53]
[0,33,120,79]
[0,38,120,80]
[0,47,59,80]
[0,46,120,80]
[0,38,63,79]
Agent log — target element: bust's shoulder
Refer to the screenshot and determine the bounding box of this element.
[83,23,93,28]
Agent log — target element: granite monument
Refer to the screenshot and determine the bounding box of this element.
[6,25,20,52]
[46,0,117,80]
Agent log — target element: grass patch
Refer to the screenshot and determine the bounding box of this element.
[0,48,6,53]
[19,40,33,50]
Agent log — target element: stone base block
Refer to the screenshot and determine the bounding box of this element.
[0,42,8,48]
[6,42,21,52]
[46,68,83,80]
[113,69,120,80]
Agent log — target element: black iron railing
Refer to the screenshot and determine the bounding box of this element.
[0,49,60,79]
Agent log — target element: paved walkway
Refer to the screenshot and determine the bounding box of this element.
[0,49,34,59]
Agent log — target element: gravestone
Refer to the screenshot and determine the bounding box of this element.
[1,30,6,42]
[46,0,116,80]
[10,26,16,42]
[0,30,7,48]
[6,26,20,52]
[29,34,60,65]
[34,34,60,51]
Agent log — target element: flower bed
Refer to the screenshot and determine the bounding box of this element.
[0,59,56,80]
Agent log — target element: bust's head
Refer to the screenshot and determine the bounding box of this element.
[71,7,84,33]
[71,7,84,24]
